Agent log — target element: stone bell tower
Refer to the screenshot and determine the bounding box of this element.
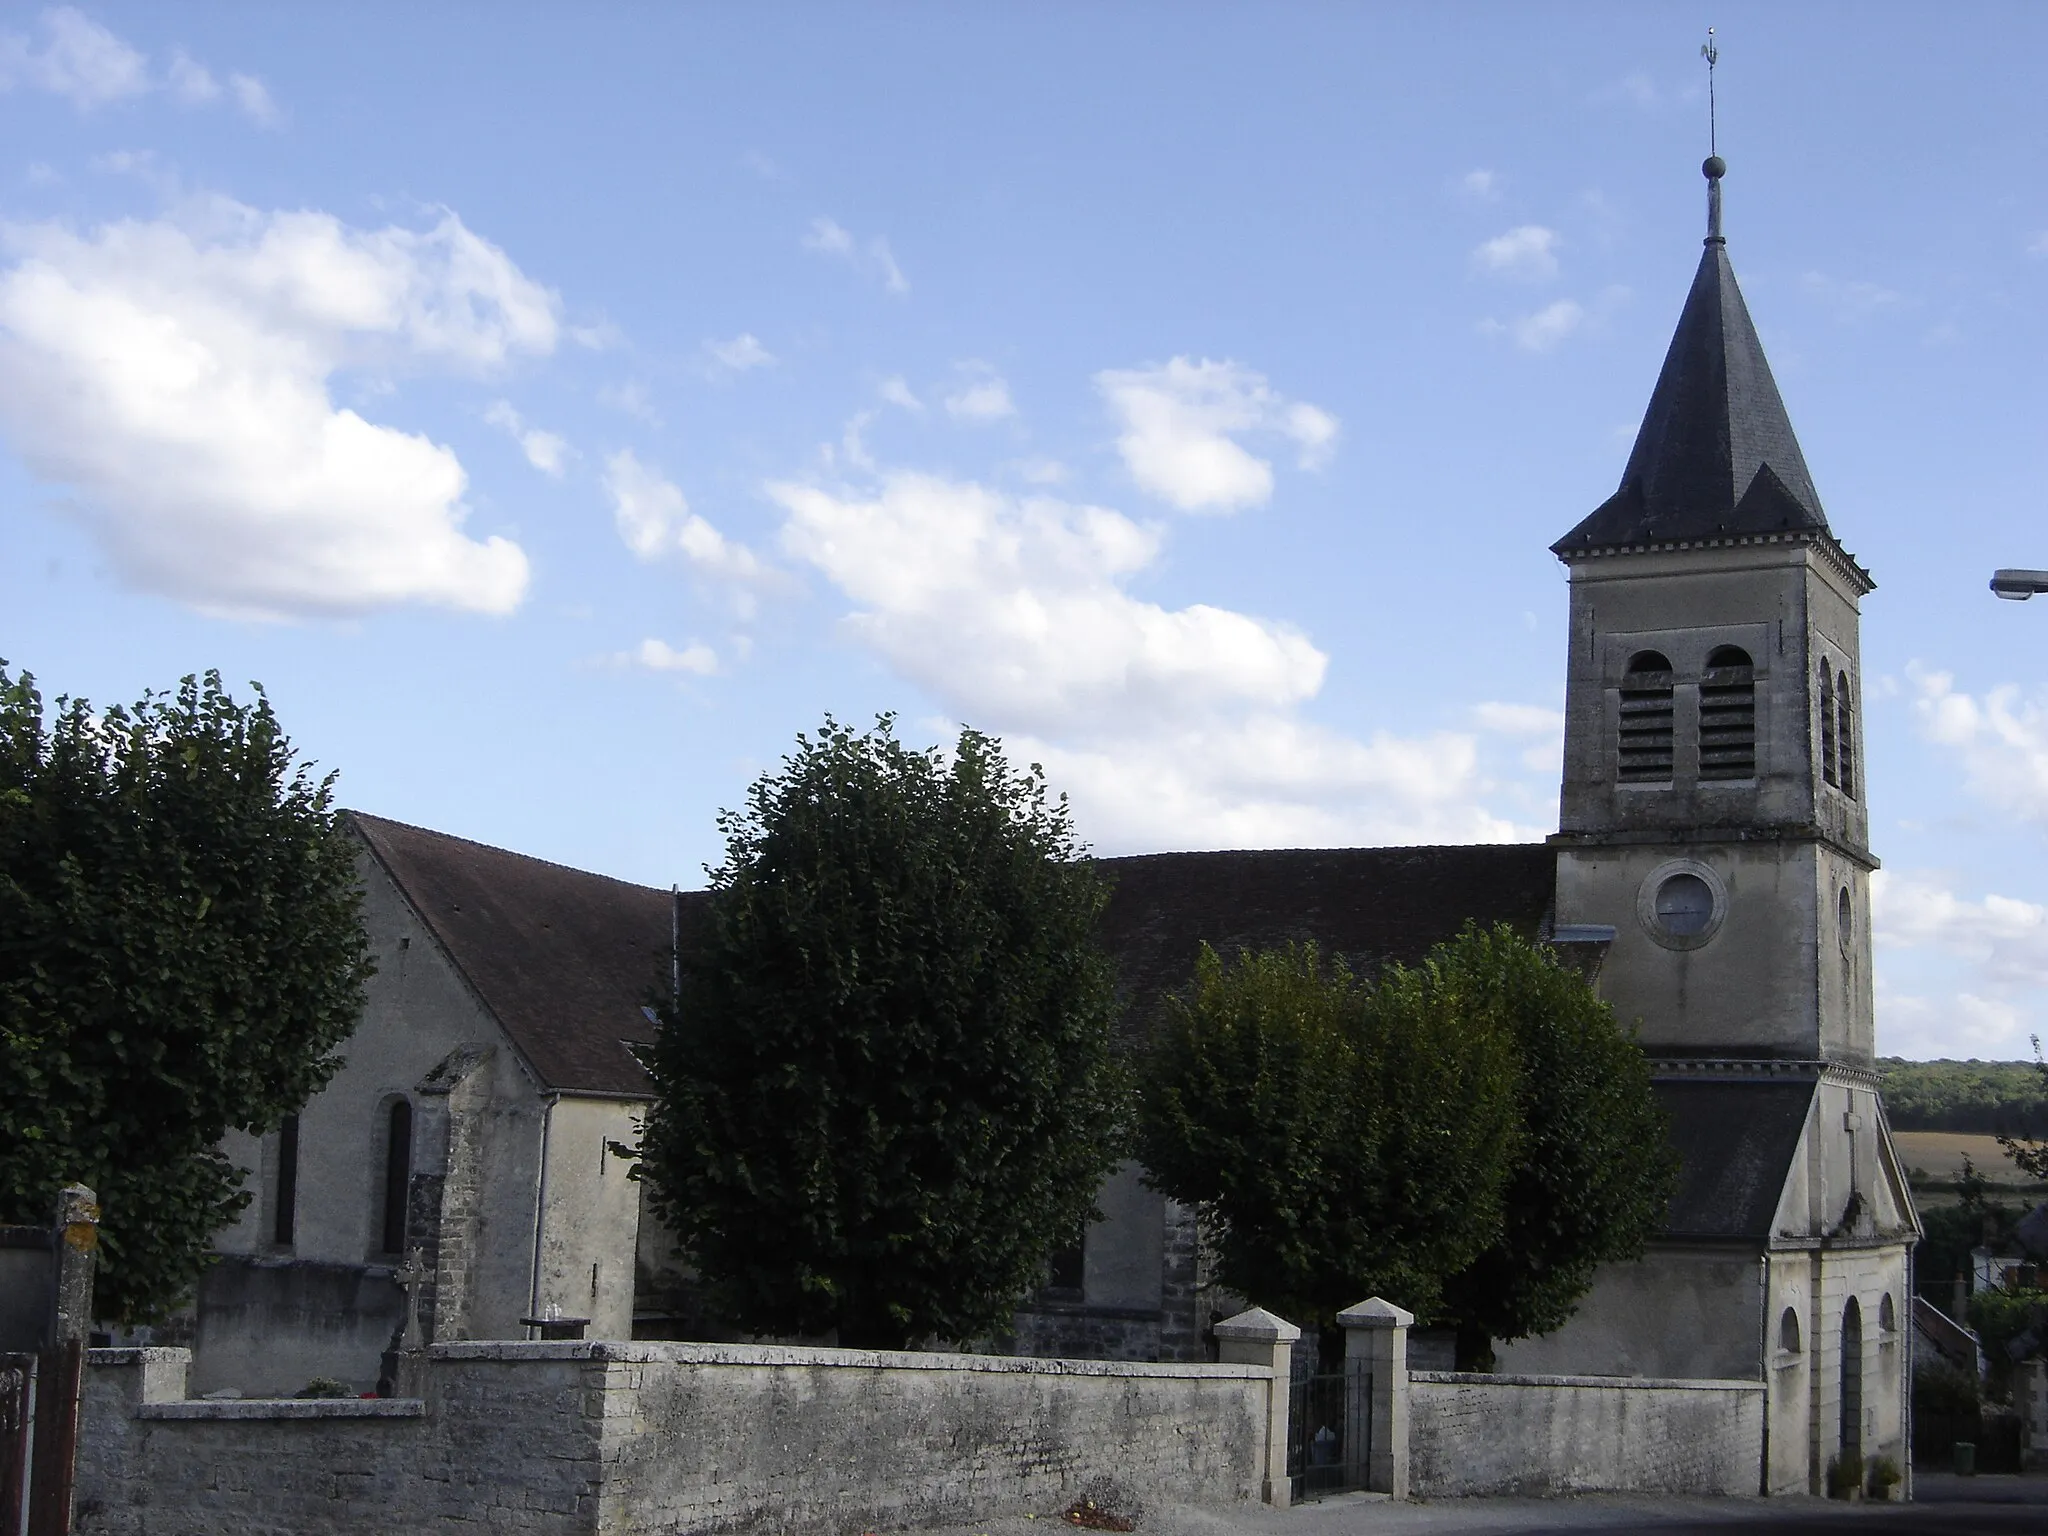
[1548,154,1876,1067]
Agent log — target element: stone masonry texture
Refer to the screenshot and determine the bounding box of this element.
[74,1342,1269,1536]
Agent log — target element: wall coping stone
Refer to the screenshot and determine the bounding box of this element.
[426,1338,1269,1378]
[136,1398,425,1420]
[84,1348,190,1368]
[1410,1370,1765,1393]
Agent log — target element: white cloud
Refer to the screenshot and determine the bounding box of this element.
[705,332,774,373]
[598,380,658,425]
[622,637,719,676]
[230,72,280,127]
[0,200,556,617]
[878,375,923,412]
[1459,169,1500,201]
[1474,700,1566,774]
[802,216,909,295]
[945,369,1015,422]
[484,400,569,477]
[2025,231,2048,257]
[766,466,1513,851]
[166,49,215,104]
[603,450,766,586]
[1872,869,2048,1057]
[1910,663,2048,824]
[1473,225,1560,282]
[1,6,147,108]
[1510,299,1586,352]
[1095,357,1339,513]
[0,9,278,122]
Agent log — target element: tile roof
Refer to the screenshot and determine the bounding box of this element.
[1553,237,1828,556]
[349,812,677,1098]
[1653,1077,1814,1239]
[1095,843,1557,1031]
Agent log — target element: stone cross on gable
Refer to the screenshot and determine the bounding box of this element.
[396,1247,428,1353]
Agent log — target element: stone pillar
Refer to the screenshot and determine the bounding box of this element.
[1213,1306,1300,1507]
[1338,1296,1412,1500]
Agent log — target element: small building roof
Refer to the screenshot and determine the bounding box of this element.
[1652,1077,1816,1240]
[349,812,675,1099]
[1096,843,1557,1030]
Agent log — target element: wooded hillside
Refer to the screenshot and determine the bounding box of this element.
[1879,1058,2048,1136]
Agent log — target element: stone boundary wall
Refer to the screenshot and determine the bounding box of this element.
[1408,1370,1766,1497]
[76,1341,1273,1535]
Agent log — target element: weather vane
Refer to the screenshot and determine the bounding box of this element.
[1700,28,1724,243]
[1701,28,1719,156]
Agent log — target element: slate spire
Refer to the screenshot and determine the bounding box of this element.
[1553,158,1827,555]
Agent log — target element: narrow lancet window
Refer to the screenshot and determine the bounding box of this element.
[1618,650,1675,783]
[380,1098,413,1256]
[1698,646,1757,779]
[273,1112,300,1248]
[1819,664,1839,787]
[1837,670,1856,799]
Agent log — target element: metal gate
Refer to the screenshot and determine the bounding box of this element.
[1287,1354,1372,1501]
[1,1354,32,1536]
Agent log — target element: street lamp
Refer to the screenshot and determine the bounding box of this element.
[1991,569,2048,601]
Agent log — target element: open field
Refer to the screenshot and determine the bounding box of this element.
[1894,1130,2046,1194]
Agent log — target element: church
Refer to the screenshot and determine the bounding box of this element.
[193,155,1914,1498]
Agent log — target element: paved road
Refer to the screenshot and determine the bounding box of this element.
[900,1477,2048,1536]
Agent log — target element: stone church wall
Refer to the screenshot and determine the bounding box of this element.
[75,1341,1271,1535]
[1408,1370,1765,1496]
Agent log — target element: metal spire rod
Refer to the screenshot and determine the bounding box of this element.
[1702,28,1718,155]
[1700,29,1725,244]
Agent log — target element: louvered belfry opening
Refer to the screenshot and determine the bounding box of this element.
[1698,645,1758,780]
[1618,650,1676,782]
[1837,669,1856,799]
[1819,664,1839,787]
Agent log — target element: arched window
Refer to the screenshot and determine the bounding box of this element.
[379,1098,413,1256]
[1779,1307,1802,1354]
[1878,1293,1896,1335]
[1819,664,1839,787]
[1699,646,1757,780]
[1839,887,1854,999]
[1619,651,1675,783]
[273,1112,300,1248]
[1837,670,1856,799]
[1840,1297,1864,1458]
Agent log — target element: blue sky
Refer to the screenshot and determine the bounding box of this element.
[3,4,2046,1061]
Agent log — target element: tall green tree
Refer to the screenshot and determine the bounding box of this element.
[638,717,1123,1350]
[1431,926,1676,1366]
[0,664,371,1323]
[1134,939,1524,1331]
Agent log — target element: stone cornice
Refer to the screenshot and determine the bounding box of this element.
[1555,527,1876,596]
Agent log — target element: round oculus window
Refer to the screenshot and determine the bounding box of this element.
[1635,859,1727,950]
[1654,873,1715,937]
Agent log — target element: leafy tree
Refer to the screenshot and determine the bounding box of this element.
[0,664,370,1323]
[638,717,1122,1350]
[1134,938,1524,1332]
[1998,1037,2048,1180]
[1431,925,1676,1366]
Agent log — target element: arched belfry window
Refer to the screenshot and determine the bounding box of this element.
[1837,670,1856,800]
[1618,651,1675,783]
[1699,646,1757,780]
[1779,1307,1802,1355]
[1819,664,1839,787]
[379,1097,413,1256]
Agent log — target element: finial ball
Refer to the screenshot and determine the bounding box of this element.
[1703,155,1726,180]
